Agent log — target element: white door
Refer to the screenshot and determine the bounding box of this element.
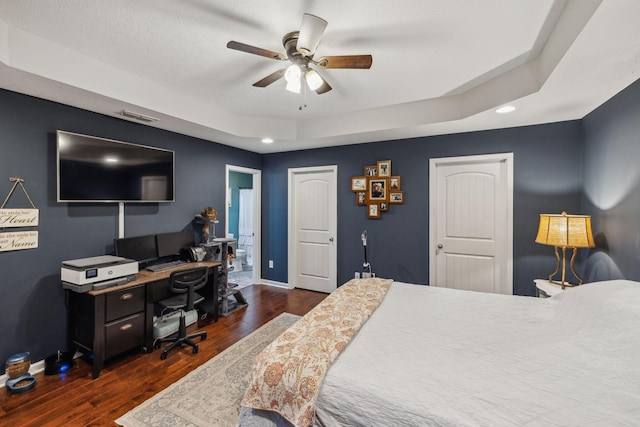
[288,166,337,293]
[429,153,513,294]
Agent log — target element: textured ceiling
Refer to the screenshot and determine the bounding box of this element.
[0,0,639,153]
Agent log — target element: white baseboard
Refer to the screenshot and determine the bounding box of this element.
[259,279,290,289]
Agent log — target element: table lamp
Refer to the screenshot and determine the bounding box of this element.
[535,211,595,289]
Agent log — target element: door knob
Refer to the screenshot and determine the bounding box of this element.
[437,243,443,249]
[329,237,334,242]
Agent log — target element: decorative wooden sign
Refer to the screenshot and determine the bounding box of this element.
[0,230,39,252]
[1,177,39,252]
[350,160,404,219]
[0,208,39,227]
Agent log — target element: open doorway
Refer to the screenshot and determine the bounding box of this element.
[225,165,261,289]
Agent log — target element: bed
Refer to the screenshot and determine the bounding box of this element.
[238,278,640,427]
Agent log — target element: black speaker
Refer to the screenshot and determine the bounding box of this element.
[44,351,75,375]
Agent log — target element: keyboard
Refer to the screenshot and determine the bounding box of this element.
[145,260,187,272]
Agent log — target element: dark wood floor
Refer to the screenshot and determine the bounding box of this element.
[0,285,327,427]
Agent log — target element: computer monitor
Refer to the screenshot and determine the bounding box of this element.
[156,231,195,258]
[114,234,158,262]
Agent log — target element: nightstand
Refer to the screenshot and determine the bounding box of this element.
[534,279,565,298]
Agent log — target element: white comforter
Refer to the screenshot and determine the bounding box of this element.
[313,280,640,426]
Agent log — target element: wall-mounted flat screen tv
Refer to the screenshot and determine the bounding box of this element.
[57,130,175,203]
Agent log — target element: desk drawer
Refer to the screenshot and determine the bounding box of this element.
[105,313,144,359]
[105,286,144,322]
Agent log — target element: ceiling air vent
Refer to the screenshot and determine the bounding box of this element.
[119,110,159,123]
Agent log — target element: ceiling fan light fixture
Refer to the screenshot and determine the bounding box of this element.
[284,64,301,82]
[286,79,301,94]
[305,69,323,91]
[228,13,371,98]
[285,64,302,93]
[297,13,328,56]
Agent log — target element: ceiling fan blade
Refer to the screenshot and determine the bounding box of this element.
[316,55,373,69]
[253,69,286,87]
[227,41,286,60]
[296,14,328,56]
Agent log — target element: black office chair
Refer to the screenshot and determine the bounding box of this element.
[155,267,208,359]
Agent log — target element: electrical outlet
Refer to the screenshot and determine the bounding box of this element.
[269,260,274,269]
[354,272,360,279]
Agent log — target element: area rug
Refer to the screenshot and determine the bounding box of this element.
[115,313,301,427]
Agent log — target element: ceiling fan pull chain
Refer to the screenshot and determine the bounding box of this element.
[303,82,307,109]
[299,78,308,110]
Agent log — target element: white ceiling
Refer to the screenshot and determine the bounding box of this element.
[1,0,639,154]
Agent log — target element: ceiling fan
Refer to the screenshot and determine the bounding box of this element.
[227,14,373,95]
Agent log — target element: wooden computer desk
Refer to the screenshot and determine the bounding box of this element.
[66,261,220,379]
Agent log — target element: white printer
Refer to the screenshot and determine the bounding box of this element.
[61,255,138,292]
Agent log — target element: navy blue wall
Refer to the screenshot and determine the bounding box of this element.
[261,121,584,293]
[0,88,261,373]
[581,78,640,283]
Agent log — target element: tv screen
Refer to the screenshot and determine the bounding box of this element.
[57,130,175,202]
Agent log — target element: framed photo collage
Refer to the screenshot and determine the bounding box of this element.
[350,160,404,219]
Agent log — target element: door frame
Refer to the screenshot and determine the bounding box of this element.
[428,153,514,293]
[225,164,262,285]
[288,165,338,291]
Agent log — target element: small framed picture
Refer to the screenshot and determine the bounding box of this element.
[379,201,389,212]
[356,191,366,206]
[389,191,404,204]
[367,203,381,219]
[367,177,389,202]
[389,176,401,190]
[364,165,377,176]
[377,160,391,177]
[351,176,367,192]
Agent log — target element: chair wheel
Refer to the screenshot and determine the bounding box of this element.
[160,352,167,360]
[154,341,161,349]
[193,345,199,354]
[201,332,207,341]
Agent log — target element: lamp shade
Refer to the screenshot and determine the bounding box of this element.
[305,69,323,90]
[284,64,301,83]
[284,64,301,93]
[535,212,595,248]
[296,14,328,56]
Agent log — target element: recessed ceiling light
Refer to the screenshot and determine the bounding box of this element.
[262,137,274,144]
[496,105,516,114]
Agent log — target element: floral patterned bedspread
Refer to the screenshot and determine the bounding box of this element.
[241,277,393,427]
